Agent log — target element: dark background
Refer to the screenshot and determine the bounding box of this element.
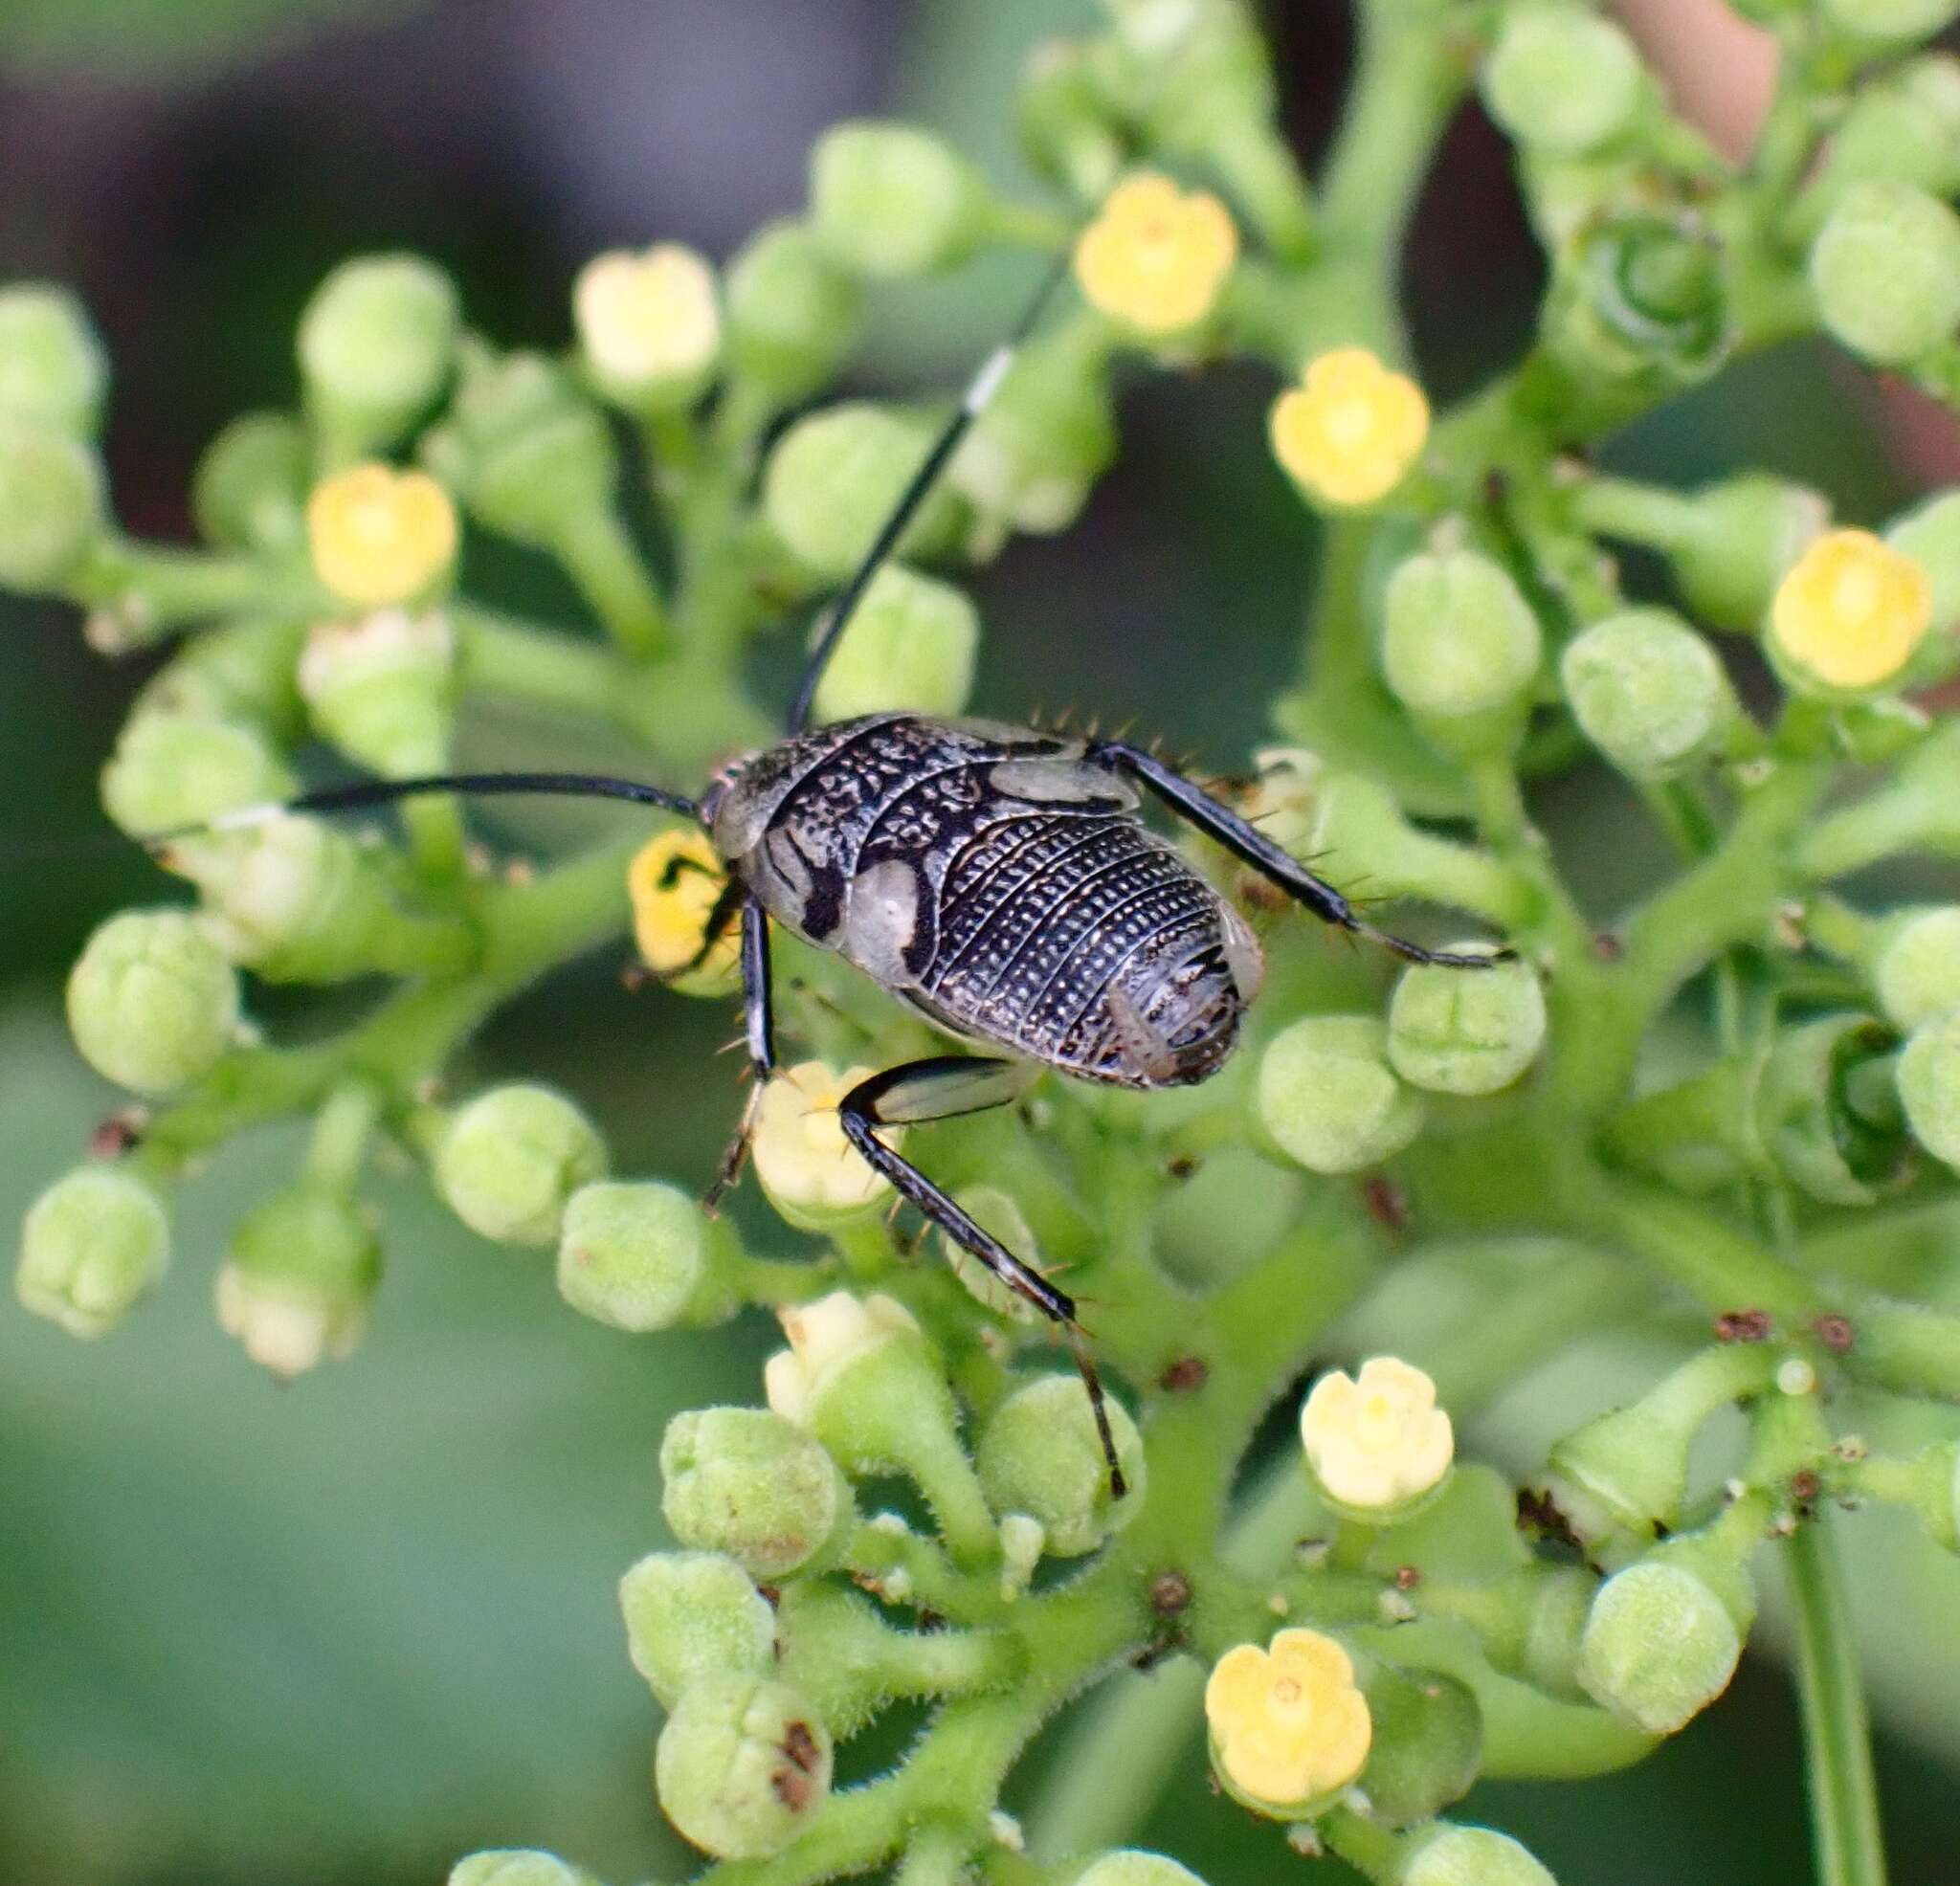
[0,4,1954,1883]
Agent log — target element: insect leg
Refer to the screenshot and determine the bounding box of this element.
[836,1056,1129,1498]
[703,900,776,1212]
[1088,740,1509,969]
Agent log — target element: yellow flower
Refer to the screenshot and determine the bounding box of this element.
[573,244,721,397]
[750,1060,900,1228]
[1073,172,1238,335]
[1270,347,1430,507]
[627,829,741,996]
[1770,527,1932,691]
[307,462,457,607]
[1204,1628,1372,1813]
[1300,1356,1454,1513]
[764,1289,919,1427]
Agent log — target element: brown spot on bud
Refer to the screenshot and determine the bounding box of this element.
[1815,1314,1855,1353]
[1393,1564,1422,1591]
[1158,1354,1209,1393]
[1362,1174,1410,1232]
[88,1112,145,1160]
[621,963,652,993]
[781,1720,820,1773]
[1149,1570,1192,1616]
[1791,1470,1820,1507]
[1715,1309,1772,1343]
[1166,1154,1197,1181]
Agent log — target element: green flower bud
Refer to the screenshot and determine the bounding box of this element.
[449,1851,600,1886]
[1016,39,1124,202]
[809,122,991,278]
[1887,489,1960,632]
[134,615,305,739]
[419,345,614,550]
[1817,0,1960,43]
[174,813,468,984]
[975,1374,1145,1556]
[100,711,294,840]
[1076,1854,1211,1886]
[948,320,1117,536]
[656,1671,833,1860]
[1577,1558,1743,1733]
[1877,906,1960,1029]
[1153,1146,1301,1289]
[1537,216,1731,428]
[297,253,460,461]
[215,1182,381,1378]
[1665,475,1830,633]
[17,1165,169,1338]
[724,220,862,404]
[762,402,965,581]
[1560,610,1735,780]
[1356,1659,1482,1829]
[765,1292,994,1560]
[1899,1010,1960,1168]
[67,908,240,1096]
[1756,1015,1911,1206]
[435,1084,609,1247]
[1394,1823,1558,1886]
[809,564,978,723]
[1482,6,1644,157]
[556,1180,739,1333]
[191,411,309,553]
[1387,945,1546,1096]
[1258,1015,1427,1174]
[1542,1344,1773,1545]
[0,415,103,592]
[938,1183,1040,1320]
[1792,61,1960,244]
[1382,548,1543,721]
[0,282,107,434]
[618,1550,774,1707]
[660,1406,854,1580]
[1811,183,1960,366]
[299,608,456,776]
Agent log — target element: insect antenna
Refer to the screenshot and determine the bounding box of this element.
[135,769,702,852]
[787,247,1076,734]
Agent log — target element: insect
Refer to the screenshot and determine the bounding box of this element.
[181,261,1503,1490]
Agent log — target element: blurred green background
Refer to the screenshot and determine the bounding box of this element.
[1,4,1957,1883]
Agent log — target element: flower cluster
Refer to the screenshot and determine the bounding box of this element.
[12,3,1960,1885]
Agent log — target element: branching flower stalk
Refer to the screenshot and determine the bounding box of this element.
[11,2,1960,1882]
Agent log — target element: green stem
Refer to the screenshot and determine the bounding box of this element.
[1570,475,1697,551]
[548,508,672,660]
[1785,1514,1889,1886]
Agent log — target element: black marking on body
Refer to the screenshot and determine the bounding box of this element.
[713,715,1258,1088]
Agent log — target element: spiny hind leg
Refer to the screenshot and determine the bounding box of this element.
[1088,739,1511,967]
[836,1055,1128,1497]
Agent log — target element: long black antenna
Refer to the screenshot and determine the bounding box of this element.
[787,248,1077,734]
[142,770,700,849]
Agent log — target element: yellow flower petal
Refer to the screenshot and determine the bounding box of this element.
[1770,526,1932,691]
[1300,1354,1454,1512]
[1270,347,1430,508]
[627,829,741,994]
[307,462,457,607]
[1204,1627,1372,1810]
[1073,170,1239,336]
